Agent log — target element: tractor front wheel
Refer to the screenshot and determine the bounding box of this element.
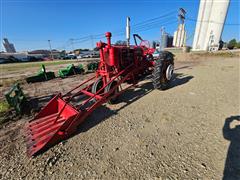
[92,77,103,94]
[105,81,119,104]
[91,77,104,101]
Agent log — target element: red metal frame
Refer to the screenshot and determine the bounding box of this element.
[26,32,155,157]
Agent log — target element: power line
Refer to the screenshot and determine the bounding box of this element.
[110,11,176,36]
[132,10,176,27]
[7,12,176,48]
[66,20,178,46]
[111,20,178,40]
[48,40,53,59]
[54,11,179,48]
[10,11,177,50]
[70,36,92,41]
[186,17,240,26]
[133,17,176,32]
[135,20,178,33]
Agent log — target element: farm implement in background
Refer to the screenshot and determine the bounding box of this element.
[58,64,84,78]
[5,83,26,114]
[26,64,55,83]
[87,62,99,72]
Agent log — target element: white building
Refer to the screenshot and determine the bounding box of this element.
[173,24,187,47]
[192,0,230,51]
[0,52,29,62]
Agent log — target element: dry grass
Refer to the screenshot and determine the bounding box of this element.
[0,59,82,72]
[0,100,9,113]
[0,78,25,88]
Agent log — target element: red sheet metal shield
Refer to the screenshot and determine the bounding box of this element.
[25,95,78,157]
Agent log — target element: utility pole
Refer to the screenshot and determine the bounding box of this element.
[70,38,74,52]
[178,8,186,24]
[161,26,165,36]
[174,8,186,47]
[90,35,94,50]
[160,26,165,50]
[178,8,186,47]
[48,40,53,60]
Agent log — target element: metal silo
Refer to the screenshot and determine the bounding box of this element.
[161,33,168,50]
[192,0,230,51]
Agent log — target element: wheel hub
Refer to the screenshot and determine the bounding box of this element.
[166,64,174,80]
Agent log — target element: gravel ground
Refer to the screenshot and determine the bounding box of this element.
[0,56,239,179]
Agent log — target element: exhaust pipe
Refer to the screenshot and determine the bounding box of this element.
[126,17,130,47]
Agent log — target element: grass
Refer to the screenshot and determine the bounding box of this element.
[0,101,10,125]
[0,59,81,72]
[0,58,99,73]
[0,100,9,114]
[0,59,97,88]
[0,78,25,88]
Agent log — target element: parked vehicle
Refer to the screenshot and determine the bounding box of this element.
[77,55,83,59]
[66,54,77,59]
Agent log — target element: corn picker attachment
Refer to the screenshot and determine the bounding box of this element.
[5,83,26,114]
[26,64,55,83]
[25,31,174,157]
[58,64,84,78]
[87,62,99,72]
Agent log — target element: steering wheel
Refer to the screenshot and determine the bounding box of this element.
[140,40,150,49]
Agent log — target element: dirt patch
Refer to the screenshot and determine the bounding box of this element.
[0,59,98,99]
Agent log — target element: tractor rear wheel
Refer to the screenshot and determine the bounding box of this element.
[105,81,119,104]
[152,51,174,90]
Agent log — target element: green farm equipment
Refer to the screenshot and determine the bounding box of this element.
[26,64,55,83]
[87,62,99,71]
[5,83,26,114]
[58,64,84,78]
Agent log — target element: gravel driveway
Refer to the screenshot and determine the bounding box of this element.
[0,56,239,179]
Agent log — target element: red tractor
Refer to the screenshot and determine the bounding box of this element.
[25,32,174,156]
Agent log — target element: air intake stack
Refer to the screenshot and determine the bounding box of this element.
[126,17,130,47]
